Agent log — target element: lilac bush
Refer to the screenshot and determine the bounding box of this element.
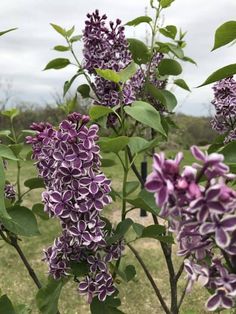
[26,113,124,303]
[146,146,236,311]
[2,2,236,314]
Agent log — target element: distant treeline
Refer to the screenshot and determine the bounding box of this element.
[0,106,217,148]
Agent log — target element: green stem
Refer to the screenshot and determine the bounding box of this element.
[66,38,100,100]
[10,118,22,201]
[122,149,129,221]
[16,161,21,202]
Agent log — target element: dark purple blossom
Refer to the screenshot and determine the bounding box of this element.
[28,113,124,303]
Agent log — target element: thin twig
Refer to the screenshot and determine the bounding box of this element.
[177,279,189,311]
[0,230,42,289]
[9,235,42,289]
[127,243,170,314]
[175,262,185,282]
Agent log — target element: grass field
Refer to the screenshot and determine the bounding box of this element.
[0,148,230,314]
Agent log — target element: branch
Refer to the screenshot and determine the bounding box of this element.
[127,243,170,314]
[175,261,185,282]
[0,230,42,289]
[177,279,189,311]
[127,147,144,186]
[10,235,42,289]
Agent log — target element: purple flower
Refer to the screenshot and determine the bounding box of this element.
[206,289,233,311]
[210,76,236,143]
[82,11,165,113]
[29,113,123,304]
[146,145,236,311]
[145,152,183,207]
[4,184,16,200]
[200,215,236,248]
[78,276,97,304]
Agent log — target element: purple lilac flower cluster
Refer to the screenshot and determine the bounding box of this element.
[4,184,16,200]
[26,113,123,303]
[211,76,236,143]
[82,10,164,109]
[145,146,236,311]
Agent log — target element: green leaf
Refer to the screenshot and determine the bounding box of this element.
[157,42,184,59]
[107,218,133,244]
[0,144,18,160]
[24,178,45,190]
[141,225,174,243]
[36,278,66,314]
[0,28,17,37]
[160,0,175,8]
[132,223,145,237]
[98,136,129,154]
[101,159,117,167]
[126,181,139,196]
[0,130,11,137]
[161,90,178,111]
[2,108,20,121]
[124,101,166,136]
[141,224,166,237]
[199,64,236,87]
[220,141,236,163]
[95,68,120,83]
[182,56,197,65]
[126,16,152,26]
[146,84,177,112]
[128,137,149,155]
[9,144,24,157]
[53,45,69,51]
[174,79,191,91]
[70,261,89,277]
[127,38,150,65]
[208,134,225,154]
[139,189,159,214]
[2,205,40,236]
[123,265,136,282]
[126,189,160,215]
[159,25,177,39]
[0,295,16,314]
[44,58,70,70]
[63,73,80,97]
[66,25,75,37]
[90,297,124,314]
[70,35,82,43]
[212,21,236,51]
[158,58,182,76]
[77,84,90,98]
[32,203,49,220]
[119,62,137,83]
[89,106,113,120]
[50,23,66,37]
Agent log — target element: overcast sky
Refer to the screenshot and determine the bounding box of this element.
[0,0,236,116]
